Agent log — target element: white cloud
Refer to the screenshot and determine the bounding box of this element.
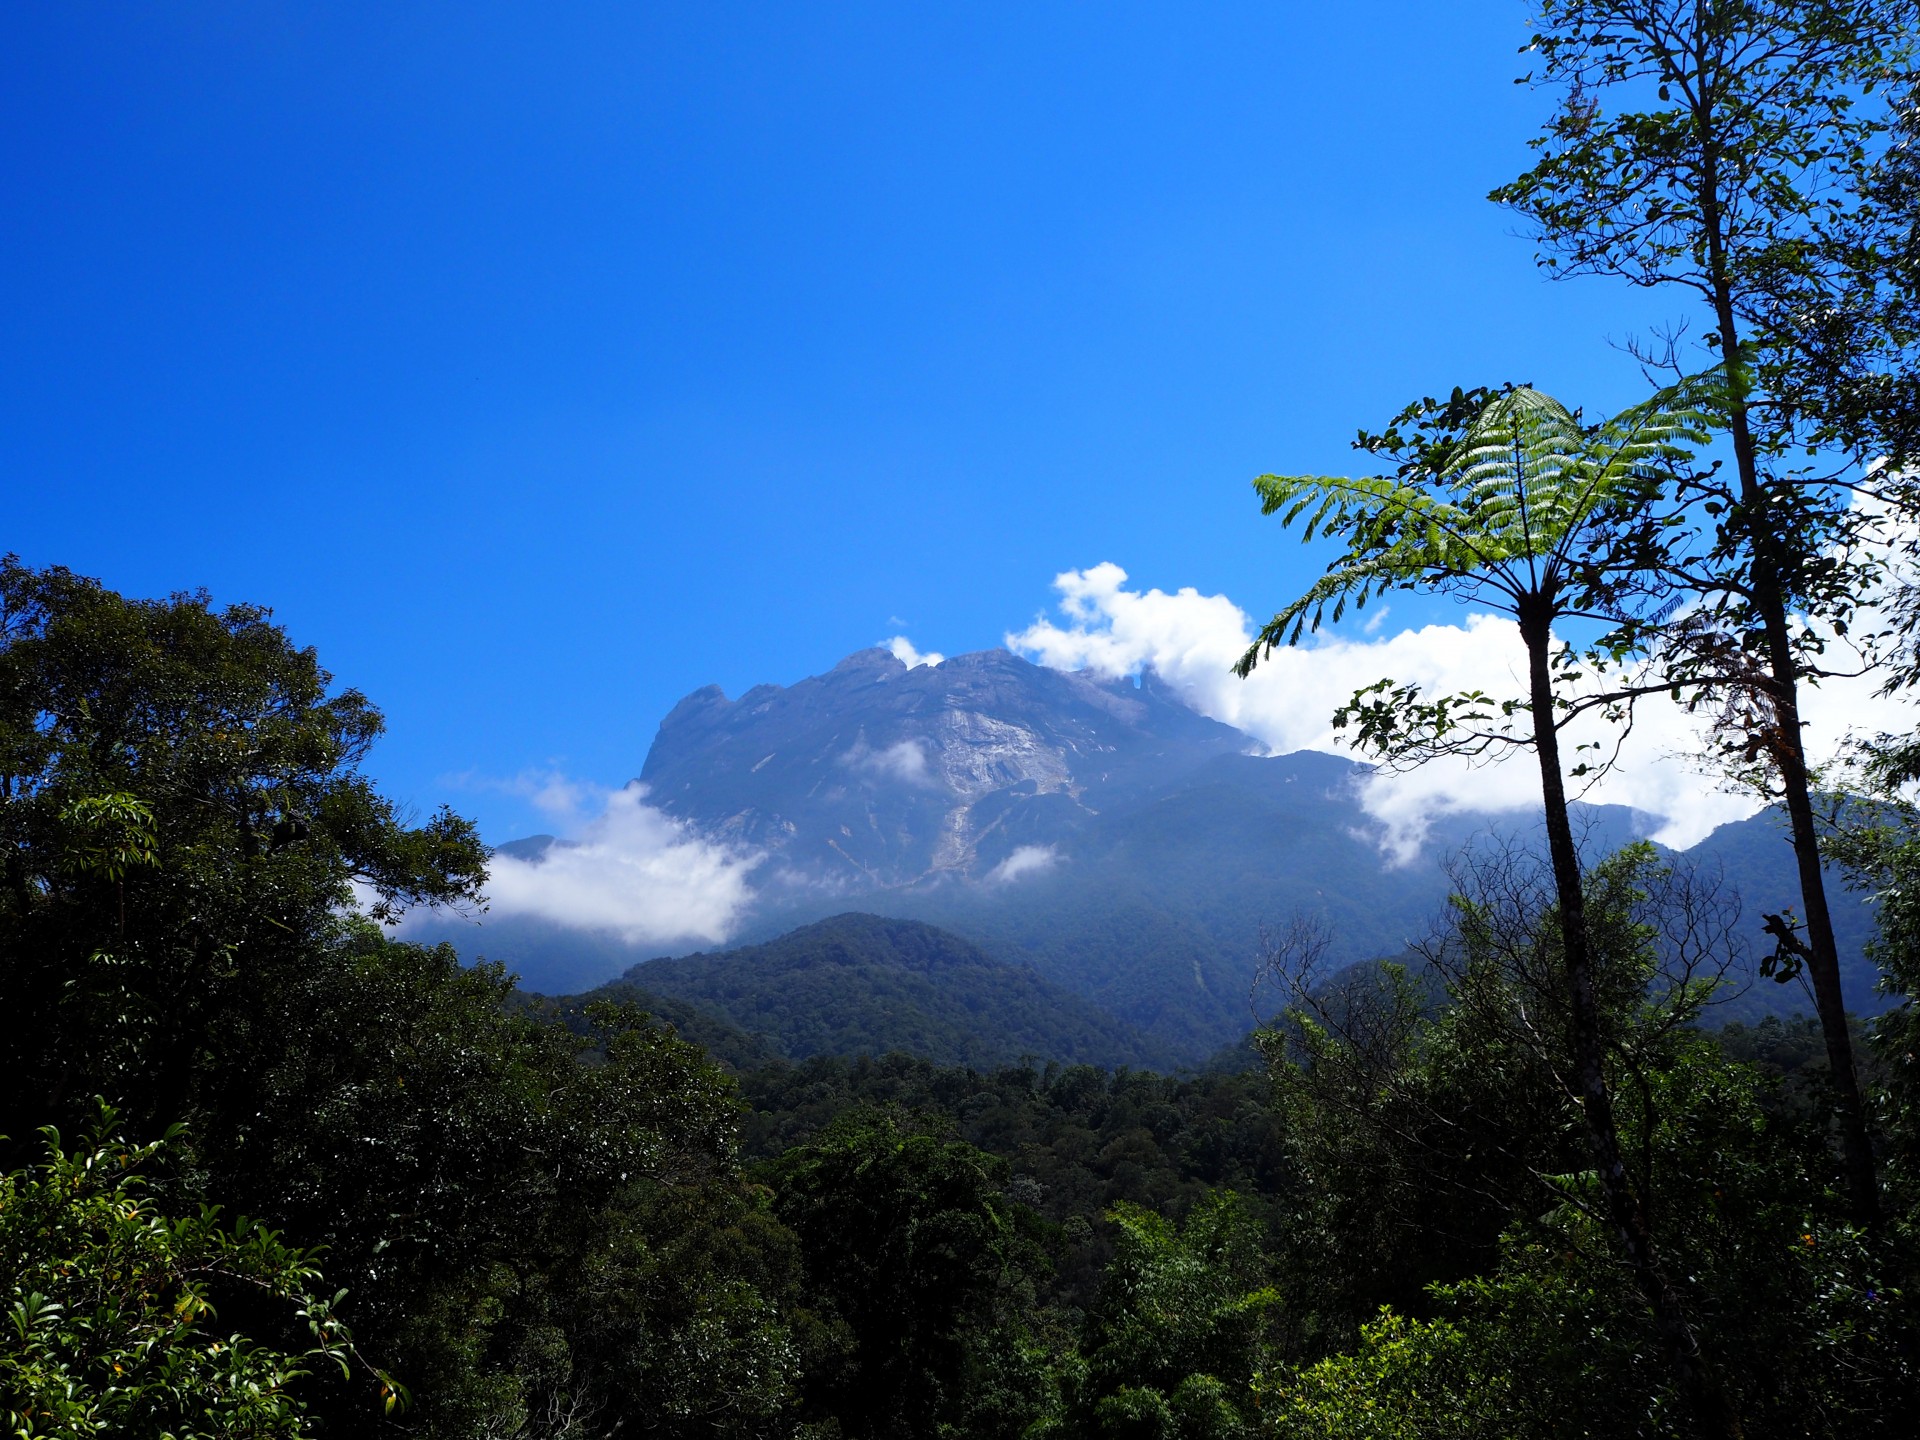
[885,635,945,668]
[476,781,762,945]
[441,767,597,826]
[985,844,1060,884]
[843,737,939,788]
[1008,563,1904,859]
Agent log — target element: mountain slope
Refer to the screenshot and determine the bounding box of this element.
[577,913,1174,1069]
[1682,811,1881,1025]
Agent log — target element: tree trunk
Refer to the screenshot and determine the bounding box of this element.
[1707,280,1880,1229]
[1520,593,1744,1440]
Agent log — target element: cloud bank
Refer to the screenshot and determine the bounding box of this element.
[1008,562,1900,857]
[472,778,762,946]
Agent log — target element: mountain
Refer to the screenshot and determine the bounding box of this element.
[1678,810,1881,1025]
[429,646,1882,1060]
[574,913,1173,1070]
[642,646,1256,886]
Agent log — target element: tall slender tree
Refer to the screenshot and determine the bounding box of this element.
[1239,381,1746,1436]
[1489,0,1918,1229]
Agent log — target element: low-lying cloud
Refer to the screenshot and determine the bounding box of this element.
[478,781,762,945]
[985,844,1060,885]
[1009,562,1902,858]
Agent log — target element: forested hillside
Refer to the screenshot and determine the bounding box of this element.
[575,912,1177,1070]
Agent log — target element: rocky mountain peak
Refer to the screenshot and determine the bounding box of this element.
[639,646,1253,885]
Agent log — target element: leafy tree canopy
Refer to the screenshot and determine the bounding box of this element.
[0,1107,393,1438]
[0,556,487,1139]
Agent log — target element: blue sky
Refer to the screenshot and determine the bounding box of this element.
[4,2,1684,842]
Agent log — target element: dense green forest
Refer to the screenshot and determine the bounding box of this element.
[16,3,1920,1437]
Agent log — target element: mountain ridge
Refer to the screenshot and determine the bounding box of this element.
[423,645,1881,1059]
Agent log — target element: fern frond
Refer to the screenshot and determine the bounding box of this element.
[1242,376,1713,674]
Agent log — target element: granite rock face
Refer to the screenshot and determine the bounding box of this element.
[638,647,1256,888]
